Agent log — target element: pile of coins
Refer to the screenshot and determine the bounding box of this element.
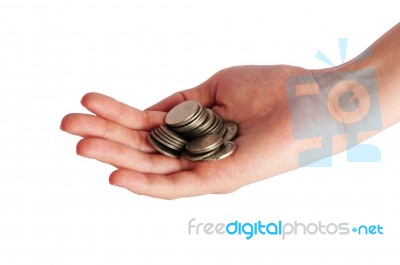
[147,100,238,161]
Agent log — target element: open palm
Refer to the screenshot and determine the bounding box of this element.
[61,65,314,199]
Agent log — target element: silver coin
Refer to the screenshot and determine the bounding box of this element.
[156,126,186,144]
[216,122,227,136]
[179,103,204,127]
[165,100,201,127]
[151,100,240,161]
[209,115,224,134]
[153,128,185,149]
[185,108,215,137]
[155,128,186,147]
[186,134,223,154]
[181,147,221,162]
[147,134,180,158]
[173,107,208,133]
[223,121,239,141]
[202,141,237,161]
[196,112,219,136]
[150,130,183,151]
[213,115,226,135]
[159,125,188,144]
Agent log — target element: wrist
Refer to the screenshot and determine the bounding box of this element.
[309,66,381,132]
[332,24,400,128]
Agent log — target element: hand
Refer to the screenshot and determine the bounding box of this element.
[61,23,400,199]
[61,65,315,199]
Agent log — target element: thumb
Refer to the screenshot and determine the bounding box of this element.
[145,69,229,112]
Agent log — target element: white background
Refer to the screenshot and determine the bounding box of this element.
[0,0,399,264]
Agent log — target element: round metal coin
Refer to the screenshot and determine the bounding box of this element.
[185,108,214,137]
[198,113,219,136]
[159,125,188,144]
[147,134,180,158]
[202,141,237,161]
[173,107,208,133]
[181,147,221,162]
[165,100,201,127]
[209,115,224,134]
[186,134,223,154]
[152,129,185,150]
[223,121,239,141]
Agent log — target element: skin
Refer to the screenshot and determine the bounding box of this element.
[60,23,400,199]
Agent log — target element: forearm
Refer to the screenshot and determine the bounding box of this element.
[294,24,400,161]
[340,22,400,129]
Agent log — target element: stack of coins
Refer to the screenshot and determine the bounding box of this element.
[147,100,238,161]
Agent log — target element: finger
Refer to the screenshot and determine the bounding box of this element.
[81,92,165,130]
[77,137,191,174]
[109,169,212,199]
[145,69,229,112]
[61,113,154,153]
